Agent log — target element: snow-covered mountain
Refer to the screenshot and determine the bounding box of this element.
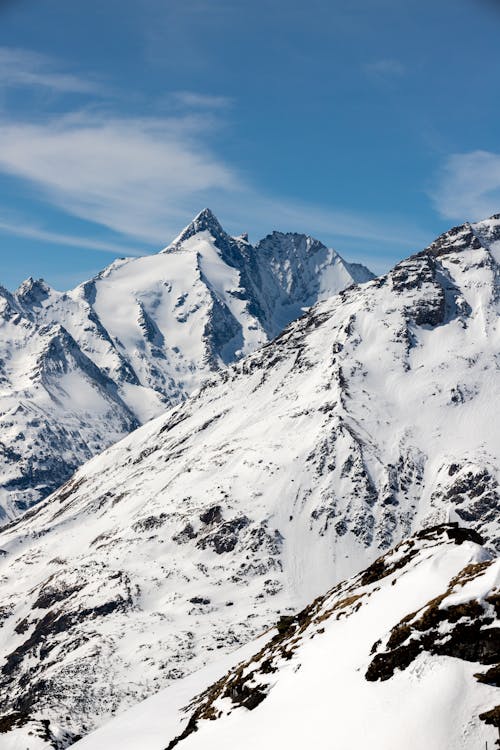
[0,209,373,521]
[0,215,498,747]
[69,524,499,750]
[0,284,139,521]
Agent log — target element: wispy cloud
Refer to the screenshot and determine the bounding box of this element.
[0,47,103,94]
[0,107,430,264]
[219,193,429,250]
[363,58,406,78]
[0,46,429,268]
[430,150,500,221]
[0,112,240,242]
[0,218,145,255]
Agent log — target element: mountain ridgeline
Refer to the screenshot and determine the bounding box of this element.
[0,209,373,522]
[0,214,498,747]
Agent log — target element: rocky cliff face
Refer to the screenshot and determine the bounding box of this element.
[152,525,498,750]
[0,216,497,747]
[0,209,373,521]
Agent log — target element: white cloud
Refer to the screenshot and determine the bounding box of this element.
[0,44,435,270]
[0,112,241,243]
[431,150,500,221]
[0,75,431,268]
[0,219,145,255]
[0,47,102,94]
[0,109,428,253]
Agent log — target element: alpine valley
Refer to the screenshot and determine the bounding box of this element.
[0,209,373,522]
[0,214,498,748]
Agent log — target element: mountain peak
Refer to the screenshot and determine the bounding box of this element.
[164,208,228,252]
[187,207,224,236]
[193,207,221,226]
[15,277,52,307]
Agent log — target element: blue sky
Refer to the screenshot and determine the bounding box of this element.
[0,0,499,289]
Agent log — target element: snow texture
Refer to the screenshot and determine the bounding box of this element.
[0,209,373,522]
[0,216,498,746]
[73,525,499,750]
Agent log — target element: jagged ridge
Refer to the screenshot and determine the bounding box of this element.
[0,210,373,521]
[0,215,497,745]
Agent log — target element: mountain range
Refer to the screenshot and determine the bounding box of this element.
[0,214,498,748]
[0,208,373,522]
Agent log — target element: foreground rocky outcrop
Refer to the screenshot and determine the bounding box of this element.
[70,524,499,750]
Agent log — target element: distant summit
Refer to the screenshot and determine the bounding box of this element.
[165,208,228,249]
[15,276,52,307]
[0,210,373,521]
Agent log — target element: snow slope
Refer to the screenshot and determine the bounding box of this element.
[71,524,499,750]
[0,209,373,521]
[0,284,138,522]
[0,216,498,746]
